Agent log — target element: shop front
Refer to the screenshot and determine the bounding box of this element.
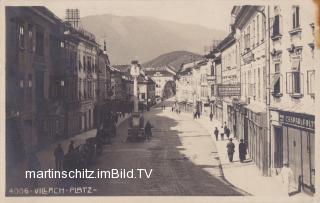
[271,110,315,193]
[232,101,247,140]
[215,99,223,122]
[245,106,268,176]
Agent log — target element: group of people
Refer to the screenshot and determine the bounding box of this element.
[213,122,247,163]
[171,105,181,114]
[53,140,75,170]
[161,105,166,110]
[193,111,201,119]
[213,122,231,141]
[225,138,247,163]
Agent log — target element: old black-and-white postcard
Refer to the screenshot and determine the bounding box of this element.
[1,0,319,202]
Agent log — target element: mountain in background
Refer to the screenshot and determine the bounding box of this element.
[143,51,203,72]
[80,14,226,64]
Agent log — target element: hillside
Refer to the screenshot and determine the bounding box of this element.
[80,14,226,64]
[143,51,203,72]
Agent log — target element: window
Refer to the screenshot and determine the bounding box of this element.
[258,68,260,99]
[292,6,300,29]
[275,63,280,73]
[35,31,44,56]
[83,56,86,70]
[257,15,260,44]
[272,73,281,95]
[272,6,282,38]
[262,14,266,41]
[253,69,256,99]
[244,26,251,50]
[252,20,255,47]
[307,70,315,96]
[19,25,25,48]
[141,93,145,99]
[28,25,35,52]
[286,70,303,97]
[273,15,280,36]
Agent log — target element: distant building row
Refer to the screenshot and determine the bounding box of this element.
[176,5,317,194]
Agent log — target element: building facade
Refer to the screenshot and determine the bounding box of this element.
[145,66,176,99]
[6,7,67,160]
[268,5,316,193]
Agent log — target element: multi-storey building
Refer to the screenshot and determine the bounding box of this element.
[232,6,269,175]
[5,7,112,162]
[6,7,67,159]
[63,21,99,135]
[110,67,124,102]
[94,41,111,127]
[268,5,316,193]
[176,64,194,112]
[144,66,176,99]
[219,29,242,136]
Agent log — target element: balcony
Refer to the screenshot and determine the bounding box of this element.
[271,33,282,41]
[289,27,302,36]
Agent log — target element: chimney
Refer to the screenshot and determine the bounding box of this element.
[65,9,80,29]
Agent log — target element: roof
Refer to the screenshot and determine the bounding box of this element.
[217,32,236,52]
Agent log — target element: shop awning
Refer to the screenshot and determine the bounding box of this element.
[245,102,266,113]
[291,60,300,71]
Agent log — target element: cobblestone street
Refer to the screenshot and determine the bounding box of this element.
[62,101,246,195]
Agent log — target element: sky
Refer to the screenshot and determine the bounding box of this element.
[42,0,234,32]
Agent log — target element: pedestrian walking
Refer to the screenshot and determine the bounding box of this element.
[220,126,225,140]
[225,127,231,139]
[239,139,247,162]
[210,112,213,121]
[144,121,152,141]
[68,140,74,153]
[214,127,219,141]
[54,143,64,170]
[224,121,228,135]
[280,163,294,196]
[226,138,235,162]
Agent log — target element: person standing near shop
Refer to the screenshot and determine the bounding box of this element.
[214,127,219,141]
[239,139,247,162]
[226,138,235,162]
[225,127,231,139]
[280,163,294,196]
[220,126,225,140]
[210,112,213,121]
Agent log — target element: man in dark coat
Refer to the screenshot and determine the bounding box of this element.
[226,138,235,162]
[225,127,231,139]
[68,140,74,153]
[145,121,152,141]
[239,139,247,162]
[54,143,64,170]
[214,127,219,141]
[210,113,213,121]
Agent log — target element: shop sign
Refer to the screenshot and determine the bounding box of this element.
[217,84,241,96]
[279,111,315,130]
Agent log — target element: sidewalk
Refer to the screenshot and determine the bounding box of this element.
[37,113,131,170]
[7,113,132,189]
[179,110,314,199]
